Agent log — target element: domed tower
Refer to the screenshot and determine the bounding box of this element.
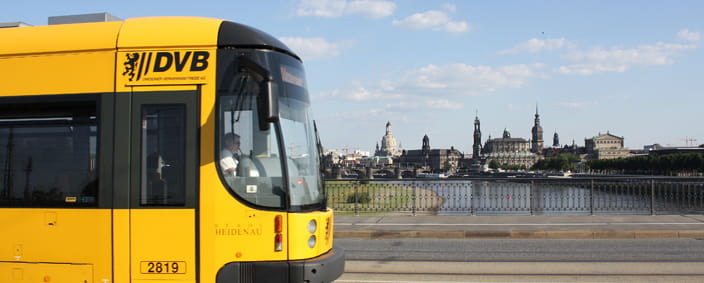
[377,121,400,157]
[531,105,544,153]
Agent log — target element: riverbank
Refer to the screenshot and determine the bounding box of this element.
[326,181,445,215]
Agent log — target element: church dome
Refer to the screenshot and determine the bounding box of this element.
[502,128,511,138]
[376,121,400,157]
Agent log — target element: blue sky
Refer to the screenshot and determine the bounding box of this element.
[3,0,703,154]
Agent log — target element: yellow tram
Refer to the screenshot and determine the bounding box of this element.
[0,14,343,283]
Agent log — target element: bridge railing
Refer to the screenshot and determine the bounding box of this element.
[325,177,704,216]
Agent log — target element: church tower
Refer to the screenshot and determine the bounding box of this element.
[472,113,482,159]
[422,134,430,156]
[422,134,430,166]
[553,131,560,147]
[531,105,544,154]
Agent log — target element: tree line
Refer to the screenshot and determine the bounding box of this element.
[530,152,704,176]
[585,152,704,175]
[531,153,579,172]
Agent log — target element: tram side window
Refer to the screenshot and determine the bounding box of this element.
[0,103,97,207]
[140,105,186,206]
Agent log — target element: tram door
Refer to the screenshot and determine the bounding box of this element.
[128,90,199,282]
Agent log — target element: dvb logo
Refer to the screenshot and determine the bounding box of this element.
[123,51,210,82]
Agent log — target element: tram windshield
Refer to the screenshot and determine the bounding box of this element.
[216,50,324,210]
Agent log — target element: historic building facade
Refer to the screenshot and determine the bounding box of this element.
[482,129,540,168]
[400,135,462,172]
[374,121,402,157]
[472,109,543,169]
[585,132,630,159]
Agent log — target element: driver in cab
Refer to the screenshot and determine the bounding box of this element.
[220,133,240,176]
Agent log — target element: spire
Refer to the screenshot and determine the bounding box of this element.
[535,103,539,117]
[534,103,541,122]
[531,104,544,153]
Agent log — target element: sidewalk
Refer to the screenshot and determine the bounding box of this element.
[334,214,704,239]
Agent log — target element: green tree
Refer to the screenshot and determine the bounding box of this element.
[585,153,704,175]
[532,153,578,171]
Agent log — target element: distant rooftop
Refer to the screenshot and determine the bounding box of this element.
[1,13,121,28]
[0,22,32,28]
[48,12,121,25]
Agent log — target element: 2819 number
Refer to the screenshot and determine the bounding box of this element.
[141,261,186,274]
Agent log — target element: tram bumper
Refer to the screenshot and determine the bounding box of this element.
[216,245,345,283]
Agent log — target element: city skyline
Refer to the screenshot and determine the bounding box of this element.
[3,1,703,153]
[353,111,633,157]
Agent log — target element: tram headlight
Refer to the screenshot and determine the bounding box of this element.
[307,235,317,248]
[307,219,317,234]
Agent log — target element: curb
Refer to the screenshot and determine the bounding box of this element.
[334,230,704,239]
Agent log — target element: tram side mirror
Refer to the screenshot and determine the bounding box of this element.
[237,56,279,131]
[257,79,278,131]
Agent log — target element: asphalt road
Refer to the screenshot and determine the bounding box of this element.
[334,238,704,282]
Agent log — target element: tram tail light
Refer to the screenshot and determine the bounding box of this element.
[274,215,283,252]
[274,215,283,233]
[274,233,283,252]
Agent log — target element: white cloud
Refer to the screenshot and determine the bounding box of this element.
[316,108,386,120]
[557,42,697,75]
[295,0,346,17]
[397,63,539,95]
[316,83,403,102]
[443,21,470,33]
[677,29,701,42]
[295,0,396,18]
[427,99,464,110]
[393,10,449,30]
[384,99,463,111]
[345,0,396,19]
[324,63,543,112]
[560,102,597,109]
[499,38,577,54]
[441,3,457,13]
[349,86,376,101]
[279,37,352,60]
[392,7,471,33]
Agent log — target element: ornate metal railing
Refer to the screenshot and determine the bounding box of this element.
[325,177,704,216]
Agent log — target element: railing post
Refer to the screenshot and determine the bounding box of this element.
[530,180,534,216]
[412,180,417,216]
[354,181,359,216]
[650,179,656,216]
[470,180,475,216]
[590,180,595,216]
